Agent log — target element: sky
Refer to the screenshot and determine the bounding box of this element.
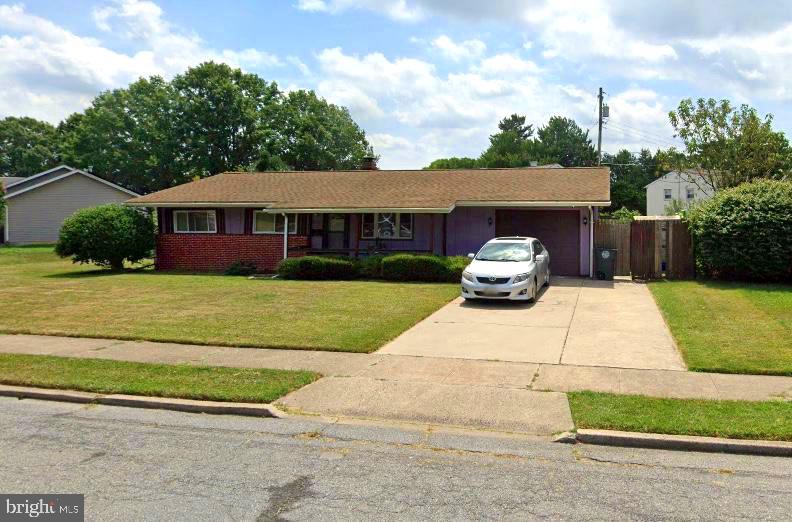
[1,0,791,169]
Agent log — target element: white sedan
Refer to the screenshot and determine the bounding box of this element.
[461,237,550,302]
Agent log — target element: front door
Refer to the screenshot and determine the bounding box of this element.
[326,214,347,250]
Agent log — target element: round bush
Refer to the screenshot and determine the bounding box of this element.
[381,254,453,282]
[686,179,792,282]
[277,256,358,280]
[55,204,155,270]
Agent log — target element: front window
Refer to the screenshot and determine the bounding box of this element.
[174,210,217,233]
[254,212,298,234]
[475,242,532,262]
[686,187,695,200]
[664,188,672,200]
[361,213,413,239]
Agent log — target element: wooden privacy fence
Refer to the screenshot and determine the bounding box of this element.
[593,220,631,276]
[594,217,695,279]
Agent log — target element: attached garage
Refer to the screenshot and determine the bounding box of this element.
[495,209,582,276]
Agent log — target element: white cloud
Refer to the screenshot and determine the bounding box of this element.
[430,35,485,61]
[296,0,423,21]
[0,1,281,122]
[473,53,540,75]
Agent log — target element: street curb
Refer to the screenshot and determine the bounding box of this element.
[0,384,285,418]
[574,429,792,457]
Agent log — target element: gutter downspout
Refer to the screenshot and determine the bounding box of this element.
[282,213,288,260]
[589,206,594,278]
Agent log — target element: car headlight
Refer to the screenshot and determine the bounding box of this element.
[462,270,476,282]
[513,272,531,283]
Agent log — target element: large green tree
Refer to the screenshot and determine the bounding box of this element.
[171,62,282,175]
[667,98,792,191]
[61,76,185,193]
[535,116,597,167]
[272,90,370,171]
[0,116,62,176]
[425,157,479,170]
[426,114,596,169]
[602,149,659,214]
[58,62,372,193]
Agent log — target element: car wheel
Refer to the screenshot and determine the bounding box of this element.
[544,270,550,287]
[529,279,537,303]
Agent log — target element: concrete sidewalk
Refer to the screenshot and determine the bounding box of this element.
[1,334,790,402]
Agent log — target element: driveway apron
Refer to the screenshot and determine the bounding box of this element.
[378,277,685,371]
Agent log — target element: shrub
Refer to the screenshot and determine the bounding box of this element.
[358,254,386,279]
[686,179,792,282]
[277,256,358,280]
[445,256,471,281]
[55,204,155,270]
[381,254,455,282]
[600,206,640,222]
[225,260,257,276]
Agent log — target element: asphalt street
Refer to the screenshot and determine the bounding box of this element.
[0,397,790,521]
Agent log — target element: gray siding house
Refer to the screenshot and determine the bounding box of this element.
[2,166,138,244]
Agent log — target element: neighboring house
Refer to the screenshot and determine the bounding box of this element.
[646,170,713,216]
[2,166,139,244]
[127,166,610,276]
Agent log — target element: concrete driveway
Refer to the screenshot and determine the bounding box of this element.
[378,278,685,371]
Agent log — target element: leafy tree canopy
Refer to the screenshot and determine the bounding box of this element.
[0,116,62,176]
[426,114,596,169]
[601,148,659,214]
[18,62,371,194]
[666,98,792,191]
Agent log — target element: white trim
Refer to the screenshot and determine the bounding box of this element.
[282,213,288,260]
[4,165,72,189]
[127,201,611,212]
[252,211,297,235]
[173,209,218,234]
[454,200,610,208]
[127,202,274,208]
[5,169,139,199]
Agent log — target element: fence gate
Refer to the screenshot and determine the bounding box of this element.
[593,220,631,276]
[629,218,695,280]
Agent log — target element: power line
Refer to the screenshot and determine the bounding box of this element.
[606,121,681,149]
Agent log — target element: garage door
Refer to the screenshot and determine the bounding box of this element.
[495,210,580,276]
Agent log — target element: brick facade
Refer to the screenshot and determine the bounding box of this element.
[156,234,309,272]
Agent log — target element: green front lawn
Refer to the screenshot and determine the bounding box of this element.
[649,280,792,376]
[569,392,792,441]
[0,353,318,403]
[0,246,458,352]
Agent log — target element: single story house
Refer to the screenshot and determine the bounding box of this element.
[127,166,611,276]
[2,166,139,244]
[646,170,713,216]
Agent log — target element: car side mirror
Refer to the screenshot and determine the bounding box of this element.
[467,253,475,259]
[535,254,546,262]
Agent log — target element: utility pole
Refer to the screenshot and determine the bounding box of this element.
[597,87,603,166]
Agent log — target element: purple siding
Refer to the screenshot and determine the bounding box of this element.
[446,207,496,256]
[353,213,442,254]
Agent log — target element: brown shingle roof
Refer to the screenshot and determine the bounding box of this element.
[127,167,610,210]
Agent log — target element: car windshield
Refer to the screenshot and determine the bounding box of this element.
[475,243,532,262]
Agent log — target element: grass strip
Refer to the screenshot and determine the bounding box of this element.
[0,353,319,403]
[569,391,792,441]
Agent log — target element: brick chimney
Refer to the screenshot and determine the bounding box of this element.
[360,156,379,170]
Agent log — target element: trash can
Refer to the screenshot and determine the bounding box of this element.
[595,248,617,280]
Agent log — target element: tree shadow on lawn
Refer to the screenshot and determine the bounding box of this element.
[695,279,792,293]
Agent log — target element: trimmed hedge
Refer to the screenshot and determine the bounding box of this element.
[276,253,470,282]
[381,254,470,282]
[225,260,257,276]
[686,179,792,282]
[277,256,358,280]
